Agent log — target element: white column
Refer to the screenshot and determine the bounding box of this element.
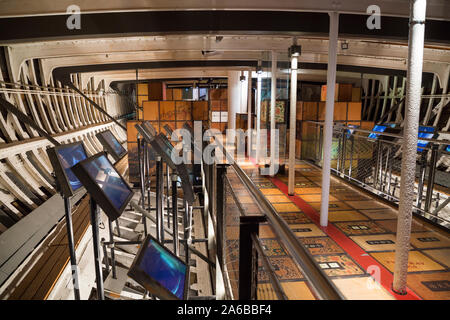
[255,73,262,163]
[393,0,427,294]
[319,12,339,227]
[240,71,249,113]
[228,71,241,131]
[247,71,252,156]
[288,56,298,195]
[270,50,277,175]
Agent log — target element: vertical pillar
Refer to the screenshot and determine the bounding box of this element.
[288,53,299,195]
[270,50,277,176]
[393,0,427,294]
[228,71,241,131]
[320,12,339,227]
[247,71,253,156]
[255,72,262,163]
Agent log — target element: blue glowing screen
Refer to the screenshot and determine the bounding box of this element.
[84,155,132,210]
[446,145,450,153]
[346,125,359,139]
[417,126,435,152]
[100,131,126,158]
[368,125,387,140]
[56,143,88,192]
[139,239,186,299]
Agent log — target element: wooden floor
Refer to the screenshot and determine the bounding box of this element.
[236,160,450,300]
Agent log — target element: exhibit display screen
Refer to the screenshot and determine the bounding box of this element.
[97,130,127,160]
[417,126,435,152]
[139,237,187,299]
[72,153,134,220]
[84,155,132,210]
[47,142,88,197]
[346,125,359,139]
[368,125,387,140]
[128,235,188,300]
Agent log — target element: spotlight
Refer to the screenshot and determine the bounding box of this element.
[341,41,349,50]
[288,45,301,58]
[256,65,262,74]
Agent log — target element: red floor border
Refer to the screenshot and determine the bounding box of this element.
[269,176,421,300]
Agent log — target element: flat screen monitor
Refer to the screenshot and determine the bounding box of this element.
[346,125,359,139]
[72,152,134,221]
[368,125,387,140]
[47,142,88,198]
[96,130,127,161]
[128,235,188,300]
[153,134,195,205]
[417,126,436,152]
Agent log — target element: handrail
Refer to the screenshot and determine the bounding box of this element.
[216,138,344,300]
[305,120,450,146]
[251,233,288,300]
[230,163,344,300]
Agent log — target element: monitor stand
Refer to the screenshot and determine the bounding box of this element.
[89,198,105,300]
[62,196,81,300]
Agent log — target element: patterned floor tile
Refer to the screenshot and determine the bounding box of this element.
[350,234,400,252]
[261,239,287,257]
[375,219,431,233]
[255,181,276,188]
[332,277,394,300]
[279,212,311,224]
[273,203,301,212]
[298,194,338,202]
[259,224,276,239]
[256,283,279,300]
[266,194,291,203]
[293,181,318,188]
[289,223,326,237]
[346,200,389,210]
[332,192,373,202]
[260,188,284,195]
[298,237,345,255]
[406,272,450,300]
[314,254,365,277]
[409,232,450,249]
[334,221,388,235]
[258,256,304,281]
[371,251,446,272]
[359,208,398,220]
[294,187,322,194]
[310,201,353,211]
[422,249,450,268]
[327,210,370,222]
[281,281,316,300]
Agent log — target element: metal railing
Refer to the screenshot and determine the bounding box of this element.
[207,139,344,300]
[302,121,450,229]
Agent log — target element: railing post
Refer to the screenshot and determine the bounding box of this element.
[238,215,264,300]
[424,143,439,212]
[215,164,227,267]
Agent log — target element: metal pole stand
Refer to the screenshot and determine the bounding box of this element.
[171,174,179,256]
[184,200,193,264]
[89,198,105,300]
[63,196,81,300]
[108,219,117,279]
[155,156,163,241]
